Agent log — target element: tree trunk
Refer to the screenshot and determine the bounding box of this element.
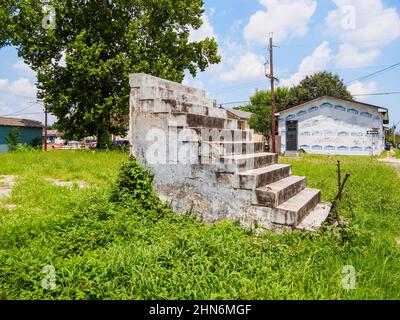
[97,123,111,149]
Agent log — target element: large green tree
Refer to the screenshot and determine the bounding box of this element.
[1,0,220,148]
[283,71,353,109]
[235,87,290,138]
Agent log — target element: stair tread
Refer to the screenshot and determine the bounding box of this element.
[222,153,275,160]
[296,202,331,231]
[257,175,306,193]
[277,188,320,212]
[240,164,291,176]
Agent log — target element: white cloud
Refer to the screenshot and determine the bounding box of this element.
[326,0,400,48]
[189,14,217,42]
[244,0,317,44]
[347,81,378,101]
[220,52,265,82]
[12,60,36,77]
[335,44,380,68]
[281,41,333,87]
[0,77,43,122]
[0,77,37,99]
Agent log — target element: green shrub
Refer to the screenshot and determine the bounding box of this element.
[5,127,20,152]
[110,156,168,219]
[13,145,38,153]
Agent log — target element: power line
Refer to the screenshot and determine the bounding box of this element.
[220,91,400,106]
[0,112,43,117]
[346,62,400,85]
[277,38,400,48]
[353,91,400,96]
[209,63,400,96]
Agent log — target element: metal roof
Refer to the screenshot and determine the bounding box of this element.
[279,96,389,124]
[226,108,252,120]
[0,117,43,128]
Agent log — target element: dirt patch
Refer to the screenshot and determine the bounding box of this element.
[2,204,17,210]
[378,158,400,171]
[0,176,16,200]
[45,178,88,189]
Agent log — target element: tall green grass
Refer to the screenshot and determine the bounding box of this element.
[0,151,400,299]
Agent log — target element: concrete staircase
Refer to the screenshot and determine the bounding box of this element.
[129,73,331,231]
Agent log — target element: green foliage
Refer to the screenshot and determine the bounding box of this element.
[283,72,353,109]
[2,0,221,149]
[30,137,42,149]
[248,104,272,138]
[5,127,20,152]
[1,152,400,299]
[235,87,290,137]
[385,128,400,145]
[111,156,167,218]
[13,145,38,153]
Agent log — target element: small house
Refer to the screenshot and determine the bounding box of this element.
[226,108,251,131]
[0,117,44,152]
[278,96,389,156]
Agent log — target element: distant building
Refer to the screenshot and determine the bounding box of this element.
[226,108,251,130]
[278,96,389,156]
[43,129,66,150]
[0,117,43,152]
[46,130,65,144]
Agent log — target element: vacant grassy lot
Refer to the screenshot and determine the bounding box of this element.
[1,151,400,299]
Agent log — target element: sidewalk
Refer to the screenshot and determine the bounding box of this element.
[378,150,400,169]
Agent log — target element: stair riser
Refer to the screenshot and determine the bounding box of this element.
[271,191,320,226]
[218,154,278,173]
[138,86,213,107]
[254,178,307,207]
[190,128,253,141]
[239,166,292,190]
[235,154,278,172]
[216,154,277,173]
[216,143,265,156]
[130,74,207,99]
[153,100,226,118]
[171,114,237,129]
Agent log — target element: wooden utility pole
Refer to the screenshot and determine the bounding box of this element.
[44,104,48,152]
[268,34,277,154]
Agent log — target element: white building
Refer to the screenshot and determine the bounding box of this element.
[278,96,389,156]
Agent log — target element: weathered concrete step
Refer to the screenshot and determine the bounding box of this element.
[206,141,264,156]
[139,88,216,109]
[152,99,225,117]
[190,127,254,142]
[255,175,307,207]
[219,153,277,173]
[271,188,320,226]
[296,202,332,231]
[239,164,292,190]
[171,113,239,129]
[130,73,207,99]
[207,141,264,156]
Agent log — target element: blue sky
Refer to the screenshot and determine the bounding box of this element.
[1,0,399,127]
